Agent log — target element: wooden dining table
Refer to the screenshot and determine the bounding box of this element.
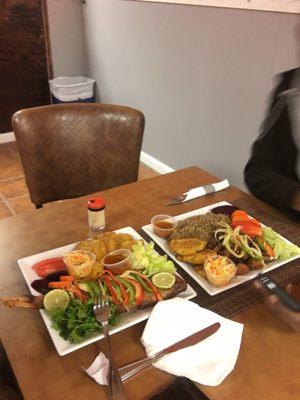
[0,166,299,400]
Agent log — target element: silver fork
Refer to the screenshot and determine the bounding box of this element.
[93,298,127,400]
[165,194,187,205]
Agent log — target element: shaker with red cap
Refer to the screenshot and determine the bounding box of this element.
[87,197,105,232]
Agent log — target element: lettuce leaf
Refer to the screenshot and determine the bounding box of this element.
[262,227,300,260]
[131,241,176,277]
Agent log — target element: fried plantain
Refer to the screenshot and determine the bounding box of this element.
[102,232,119,253]
[75,232,140,265]
[169,238,207,256]
[115,233,133,244]
[119,239,142,250]
[177,249,216,265]
[89,261,104,279]
[75,238,107,260]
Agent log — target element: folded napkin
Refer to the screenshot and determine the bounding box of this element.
[183,179,229,202]
[141,297,243,386]
[84,352,109,385]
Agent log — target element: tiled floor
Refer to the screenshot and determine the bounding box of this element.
[0,141,159,220]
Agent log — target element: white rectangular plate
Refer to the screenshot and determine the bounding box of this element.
[142,201,300,296]
[18,227,196,356]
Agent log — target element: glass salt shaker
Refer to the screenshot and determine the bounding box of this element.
[87,197,106,234]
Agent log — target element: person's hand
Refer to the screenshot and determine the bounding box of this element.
[253,280,300,331]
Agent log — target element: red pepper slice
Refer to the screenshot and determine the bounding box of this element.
[126,271,163,302]
[104,275,119,305]
[121,277,144,306]
[102,270,129,306]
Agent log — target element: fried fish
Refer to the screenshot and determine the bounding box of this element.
[117,275,187,313]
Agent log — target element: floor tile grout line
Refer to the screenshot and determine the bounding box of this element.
[0,175,25,183]
[0,194,16,216]
[3,194,30,201]
[8,142,18,156]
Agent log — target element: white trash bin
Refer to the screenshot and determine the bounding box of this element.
[49,76,95,103]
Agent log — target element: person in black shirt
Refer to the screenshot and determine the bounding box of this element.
[246,67,300,331]
[244,67,300,220]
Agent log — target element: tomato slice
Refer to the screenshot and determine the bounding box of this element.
[37,266,67,278]
[33,259,67,278]
[231,210,261,228]
[32,257,64,271]
[231,210,250,221]
[234,221,262,238]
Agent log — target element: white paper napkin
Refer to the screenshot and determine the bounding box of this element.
[84,352,109,385]
[183,179,230,202]
[141,297,243,386]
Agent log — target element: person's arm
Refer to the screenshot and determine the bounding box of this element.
[253,281,300,331]
[244,72,300,211]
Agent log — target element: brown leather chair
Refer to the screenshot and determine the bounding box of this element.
[12,103,145,208]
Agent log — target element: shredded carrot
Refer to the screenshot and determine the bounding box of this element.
[48,281,71,289]
[68,286,88,302]
[60,276,75,282]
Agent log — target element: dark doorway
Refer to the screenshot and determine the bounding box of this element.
[0,0,52,133]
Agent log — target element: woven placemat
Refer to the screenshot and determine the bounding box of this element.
[144,199,300,318]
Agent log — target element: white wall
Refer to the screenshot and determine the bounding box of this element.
[47,0,86,77]
[133,0,300,14]
[82,0,299,190]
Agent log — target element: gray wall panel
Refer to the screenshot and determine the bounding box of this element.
[83,0,299,189]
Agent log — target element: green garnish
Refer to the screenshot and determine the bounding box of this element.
[50,298,120,343]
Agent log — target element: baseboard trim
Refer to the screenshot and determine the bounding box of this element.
[0,132,15,144]
[140,151,175,174]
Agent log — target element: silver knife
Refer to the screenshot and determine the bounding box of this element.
[118,322,220,381]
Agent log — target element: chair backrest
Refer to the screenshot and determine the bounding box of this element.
[12,103,145,207]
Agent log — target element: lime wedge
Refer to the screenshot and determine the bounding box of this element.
[152,272,176,289]
[43,289,70,313]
